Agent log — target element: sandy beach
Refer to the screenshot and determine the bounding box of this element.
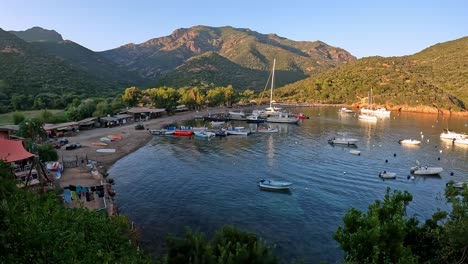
[57,107,229,187]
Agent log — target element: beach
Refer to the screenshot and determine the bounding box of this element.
[57,107,228,188]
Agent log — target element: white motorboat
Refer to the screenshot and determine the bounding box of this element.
[398,139,421,145]
[266,112,299,124]
[226,126,251,135]
[410,161,443,175]
[339,107,355,114]
[257,126,279,133]
[328,137,359,145]
[210,121,225,127]
[150,129,174,135]
[379,171,397,179]
[349,150,361,155]
[258,179,292,191]
[453,138,468,145]
[440,129,467,140]
[246,114,265,123]
[358,114,377,122]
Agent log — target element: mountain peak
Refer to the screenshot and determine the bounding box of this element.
[9,26,63,42]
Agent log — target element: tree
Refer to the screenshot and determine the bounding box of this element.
[37,143,58,162]
[334,188,418,263]
[12,112,26,125]
[0,161,153,263]
[93,101,113,117]
[146,87,180,114]
[122,86,141,107]
[223,85,235,107]
[17,118,46,143]
[165,226,278,264]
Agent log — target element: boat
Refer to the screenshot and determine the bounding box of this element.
[107,135,122,140]
[99,137,113,142]
[328,137,359,145]
[454,138,468,145]
[398,139,421,145]
[358,114,378,122]
[246,114,265,123]
[92,142,108,146]
[213,129,228,137]
[263,59,299,123]
[173,130,193,136]
[440,129,467,140]
[360,88,391,116]
[258,179,292,191]
[339,107,355,114]
[257,126,279,133]
[379,171,397,179]
[210,121,225,127]
[150,129,174,135]
[96,149,116,153]
[228,111,246,120]
[292,113,309,119]
[349,150,361,155]
[266,112,299,124]
[410,161,443,175]
[452,181,468,189]
[194,131,216,138]
[226,126,251,135]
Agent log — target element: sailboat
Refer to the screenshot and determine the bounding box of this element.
[360,88,391,116]
[265,59,300,124]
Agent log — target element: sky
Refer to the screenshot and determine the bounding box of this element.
[1,0,467,58]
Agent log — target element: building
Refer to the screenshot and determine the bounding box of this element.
[44,122,79,138]
[124,107,166,121]
[0,125,19,139]
[78,117,98,130]
[0,137,39,187]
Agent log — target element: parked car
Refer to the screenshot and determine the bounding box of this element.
[65,143,81,150]
[135,124,144,130]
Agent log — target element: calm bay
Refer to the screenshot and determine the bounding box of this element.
[110,107,468,263]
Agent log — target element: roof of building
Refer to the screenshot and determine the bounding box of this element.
[0,125,19,132]
[114,114,133,119]
[0,137,34,163]
[44,122,79,131]
[125,107,166,114]
[100,116,119,122]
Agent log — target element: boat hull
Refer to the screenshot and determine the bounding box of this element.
[258,179,292,191]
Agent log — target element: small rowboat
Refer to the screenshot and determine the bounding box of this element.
[292,113,309,119]
[108,135,123,140]
[92,142,108,146]
[349,150,361,155]
[258,179,292,191]
[399,139,421,145]
[96,148,116,153]
[379,171,396,179]
[174,130,193,136]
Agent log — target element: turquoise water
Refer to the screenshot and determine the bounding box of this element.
[110,107,468,263]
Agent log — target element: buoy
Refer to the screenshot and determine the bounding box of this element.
[411,176,415,180]
[343,172,346,174]
[427,139,429,143]
[439,150,443,153]
[385,159,388,163]
[393,153,396,157]
[438,157,440,160]
[407,175,410,179]
[450,172,454,176]
[420,131,423,134]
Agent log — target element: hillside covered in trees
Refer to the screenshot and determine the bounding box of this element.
[274,37,468,112]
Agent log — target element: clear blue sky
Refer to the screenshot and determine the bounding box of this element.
[1,0,467,58]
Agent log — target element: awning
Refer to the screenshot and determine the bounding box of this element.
[0,138,34,163]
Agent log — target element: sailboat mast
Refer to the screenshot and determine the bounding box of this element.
[270,59,276,109]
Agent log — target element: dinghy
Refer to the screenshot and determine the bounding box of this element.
[410,161,443,175]
[349,150,361,155]
[258,179,292,191]
[399,139,421,145]
[379,171,396,179]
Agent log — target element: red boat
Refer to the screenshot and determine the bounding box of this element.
[292,113,309,120]
[173,130,193,136]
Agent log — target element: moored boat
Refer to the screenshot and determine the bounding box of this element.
[257,126,279,133]
[358,114,378,122]
[349,150,361,155]
[194,131,216,138]
[410,161,443,175]
[174,130,193,136]
[266,112,300,124]
[453,138,468,145]
[379,171,397,179]
[210,121,225,127]
[328,137,359,145]
[440,129,467,140]
[292,113,309,119]
[398,139,421,145]
[246,114,265,123]
[226,126,251,135]
[452,181,468,189]
[339,107,355,114]
[258,179,292,191]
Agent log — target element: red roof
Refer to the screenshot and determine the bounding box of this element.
[0,138,34,163]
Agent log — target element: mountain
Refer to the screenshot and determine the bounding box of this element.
[0,28,117,103]
[102,25,356,90]
[9,26,63,42]
[10,27,141,86]
[275,37,468,112]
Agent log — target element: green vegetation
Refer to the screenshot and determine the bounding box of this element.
[335,185,468,263]
[0,110,65,125]
[0,161,153,263]
[165,226,278,264]
[275,37,468,111]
